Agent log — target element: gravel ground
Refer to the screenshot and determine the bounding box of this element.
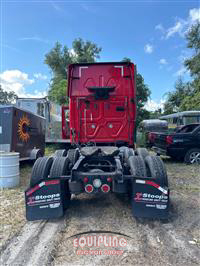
[52,158,200,266]
[0,156,200,266]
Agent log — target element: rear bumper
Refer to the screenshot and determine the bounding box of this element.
[152,146,185,158]
[152,146,167,155]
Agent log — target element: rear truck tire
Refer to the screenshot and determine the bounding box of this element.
[127,156,147,197]
[128,156,147,213]
[67,148,79,165]
[49,157,71,177]
[49,157,71,209]
[184,148,200,164]
[128,156,147,177]
[136,148,149,160]
[124,148,135,163]
[30,156,54,187]
[54,149,68,157]
[145,155,168,187]
[119,146,128,162]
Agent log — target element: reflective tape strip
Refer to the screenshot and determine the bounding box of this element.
[26,180,60,196]
[26,185,40,196]
[114,65,124,76]
[39,182,45,187]
[79,66,88,78]
[158,186,168,194]
[135,179,168,195]
[135,180,145,184]
[45,180,60,186]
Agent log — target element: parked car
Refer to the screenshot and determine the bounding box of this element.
[152,123,200,164]
[136,119,168,148]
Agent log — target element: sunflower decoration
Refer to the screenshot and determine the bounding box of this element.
[18,115,30,142]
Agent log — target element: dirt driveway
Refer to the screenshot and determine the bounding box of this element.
[0,158,200,266]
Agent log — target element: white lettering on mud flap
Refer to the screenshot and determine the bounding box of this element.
[27,193,61,206]
[50,203,60,208]
[156,204,167,209]
[134,192,168,205]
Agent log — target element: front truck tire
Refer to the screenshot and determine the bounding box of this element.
[129,155,169,219]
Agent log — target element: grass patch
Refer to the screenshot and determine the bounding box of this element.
[45,144,65,156]
[0,162,32,249]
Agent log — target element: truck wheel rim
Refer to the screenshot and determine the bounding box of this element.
[189,152,200,164]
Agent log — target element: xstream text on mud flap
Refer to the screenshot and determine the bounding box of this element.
[132,178,170,219]
[25,179,65,221]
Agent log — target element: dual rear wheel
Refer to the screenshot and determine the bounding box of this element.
[128,152,168,187]
[29,149,80,210]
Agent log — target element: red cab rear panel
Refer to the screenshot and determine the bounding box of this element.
[68,62,136,146]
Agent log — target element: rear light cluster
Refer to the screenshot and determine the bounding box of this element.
[84,177,112,193]
[101,184,110,193]
[85,184,93,193]
[148,132,156,142]
[166,136,173,145]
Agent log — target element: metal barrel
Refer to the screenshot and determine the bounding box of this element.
[0,152,20,188]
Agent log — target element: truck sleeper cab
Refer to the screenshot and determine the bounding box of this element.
[68,62,136,147]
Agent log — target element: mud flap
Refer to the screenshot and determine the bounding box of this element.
[132,178,169,219]
[25,178,65,221]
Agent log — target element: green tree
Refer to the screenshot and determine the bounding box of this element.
[184,22,200,79]
[45,39,102,104]
[149,108,162,119]
[72,38,102,63]
[163,78,189,113]
[163,22,200,113]
[180,90,200,110]
[48,78,68,105]
[0,84,17,104]
[180,22,200,111]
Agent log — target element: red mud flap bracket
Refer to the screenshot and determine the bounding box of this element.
[132,179,169,219]
[25,179,64,221]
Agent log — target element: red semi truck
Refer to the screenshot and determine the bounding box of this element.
[25,62,170,221]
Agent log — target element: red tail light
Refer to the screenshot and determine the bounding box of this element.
[148,133,156,142]
[101,184,110,193]
[85,184,93,193]
[83,177,89,183]
[166,136,173,145]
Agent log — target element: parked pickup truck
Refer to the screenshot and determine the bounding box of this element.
[152,123,200,164]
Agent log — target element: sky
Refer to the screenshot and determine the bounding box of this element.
[0,0,199,111]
